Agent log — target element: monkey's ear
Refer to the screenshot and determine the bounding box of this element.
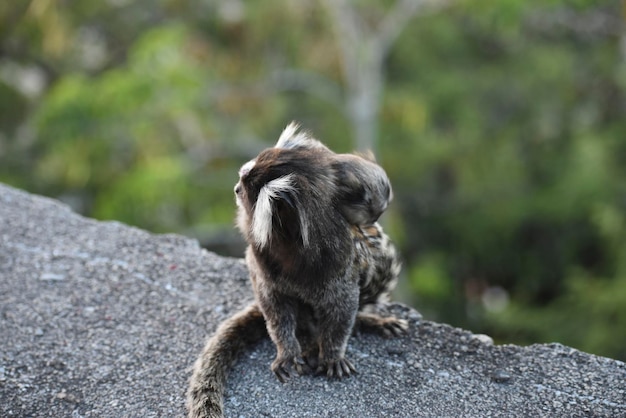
[275,121,329,152]
[251,174,300,248]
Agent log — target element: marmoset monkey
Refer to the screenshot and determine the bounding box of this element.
[187,123,407,418]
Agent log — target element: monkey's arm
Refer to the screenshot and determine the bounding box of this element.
[256,287,307,382]
[314,280,360,378]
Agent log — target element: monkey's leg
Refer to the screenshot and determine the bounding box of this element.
[257,291,306,382]
[315,286,359,378]
[355,311,408,337]
[295,307,319,372]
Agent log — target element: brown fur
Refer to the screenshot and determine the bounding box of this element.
[186,124,406,418]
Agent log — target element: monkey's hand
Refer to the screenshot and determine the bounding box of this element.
[271,354,309,383]
[379,317,409,337]
[316,357,356,379]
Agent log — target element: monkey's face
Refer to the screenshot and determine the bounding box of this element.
[234,159,256,211]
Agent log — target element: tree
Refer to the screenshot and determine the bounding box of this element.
[2,0,626,361]
[320,0,451,152]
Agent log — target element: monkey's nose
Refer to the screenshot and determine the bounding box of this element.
[234,183,241,195]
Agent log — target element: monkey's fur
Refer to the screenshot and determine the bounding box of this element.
[274,122,393,225]
[187,123,407,418]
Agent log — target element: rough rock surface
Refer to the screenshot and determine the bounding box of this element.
[1,182,625,417]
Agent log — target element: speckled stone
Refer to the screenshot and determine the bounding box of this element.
[1,183,625,417]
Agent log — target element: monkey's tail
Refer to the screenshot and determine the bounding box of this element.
[186,303,266,418]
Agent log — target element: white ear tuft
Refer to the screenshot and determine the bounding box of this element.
[275,121,326,151]
[252,174,297,248]
[276,122,301,148]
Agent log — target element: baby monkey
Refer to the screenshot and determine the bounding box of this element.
[187,123,407,418]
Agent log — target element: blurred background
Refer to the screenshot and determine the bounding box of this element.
[1,0,625,361]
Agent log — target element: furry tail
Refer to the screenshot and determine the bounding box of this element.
[186,303,266,418]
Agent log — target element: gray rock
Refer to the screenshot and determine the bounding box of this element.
[1,183,625,417]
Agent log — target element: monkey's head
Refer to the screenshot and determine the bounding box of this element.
[235,146,337,252]
[333,153,392,225]
[234,122,392,252]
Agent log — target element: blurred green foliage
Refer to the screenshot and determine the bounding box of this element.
[1,0,625,360]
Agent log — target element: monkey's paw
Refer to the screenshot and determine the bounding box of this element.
[301,351,319,371]
[316,357,356,379]
[379,317,409,337]
[356,313,409,338]
[271,355,308,383]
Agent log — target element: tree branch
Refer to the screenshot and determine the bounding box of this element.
[377,0,453,56]
[319,0,362,87]
[269,69,344,109]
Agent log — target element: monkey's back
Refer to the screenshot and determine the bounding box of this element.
[352,223,401,307]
